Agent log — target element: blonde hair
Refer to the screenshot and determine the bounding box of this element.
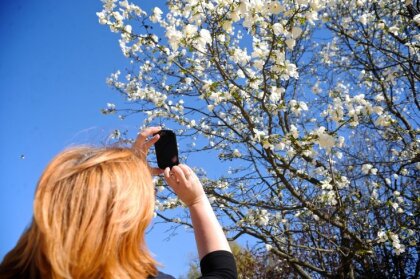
[0,147,158,279]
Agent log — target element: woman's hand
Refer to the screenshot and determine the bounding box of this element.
[166,165,233,261]
[132,126,163,176]
[164,164,206,207]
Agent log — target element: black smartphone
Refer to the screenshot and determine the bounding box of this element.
[154,129,179,169]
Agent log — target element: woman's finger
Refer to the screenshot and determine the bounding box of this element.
[164,167,172,182]
[178,164,191,178]
[151,167,164,176]
[144,134,160,151]
[134,126,161,148]
[172,165,188,185]
[164,167,177,187]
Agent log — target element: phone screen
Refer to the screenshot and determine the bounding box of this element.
[154,129,179,169]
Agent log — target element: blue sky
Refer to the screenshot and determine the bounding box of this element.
[0,0,199,276]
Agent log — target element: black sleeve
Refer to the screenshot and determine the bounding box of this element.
[199,250,237,279]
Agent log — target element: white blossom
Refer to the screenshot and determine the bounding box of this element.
[289,124,299,138]
[166,26,183,50]
[253,128,266,142]
[285,38,296,49]
[361,164,373,174]
[315,126,335,152]
[232,149,242,157]
[291,27,303,39]
[272,23,284,36]
[388,25,399,36]
[150,7,163,22]
[200,29,212,45]
[414,14,420,25]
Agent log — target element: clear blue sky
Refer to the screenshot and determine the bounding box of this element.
[0,0,198,276]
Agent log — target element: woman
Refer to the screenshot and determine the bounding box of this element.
[0,127,237,278]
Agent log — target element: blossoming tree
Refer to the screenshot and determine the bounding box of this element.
[97,0,419,277]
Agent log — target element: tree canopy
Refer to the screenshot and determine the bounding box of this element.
[98,0,419,277]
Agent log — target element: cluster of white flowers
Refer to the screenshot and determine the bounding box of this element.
[216,180,229,189]
[320,188,338,206]
[252,128,268,143]
[337,175,350,188]
[155,197,180,211]
[361,164,378,175]
[358,12,374,25]
[289,100,308,116]
[390,190,405,213]
[101,102,116,115]
[323,91,386,127]
[313,126,336,152]
[377,230,406,255]
[96,0,329,112]
[232,149,242,157]
[240,208,271,227]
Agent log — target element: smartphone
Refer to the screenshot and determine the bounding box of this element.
[154,129,180,169]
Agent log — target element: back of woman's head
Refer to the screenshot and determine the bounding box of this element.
[0,146,158,279]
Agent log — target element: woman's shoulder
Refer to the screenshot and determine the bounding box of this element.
[149,271,176,279]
